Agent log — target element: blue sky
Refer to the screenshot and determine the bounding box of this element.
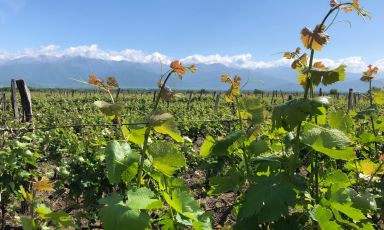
[0,0,383,72]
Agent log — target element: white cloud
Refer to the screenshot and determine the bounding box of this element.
[180,54,291,69]
[0,44,172,64]
[0,44,382,73]
[315,56,368,73]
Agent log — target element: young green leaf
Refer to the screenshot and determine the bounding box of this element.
[163,189,204,220]
[94,100,123,116]
[148,142,186,177]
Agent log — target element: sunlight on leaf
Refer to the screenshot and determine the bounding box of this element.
[33,176,55,192]
[300,25,330,51]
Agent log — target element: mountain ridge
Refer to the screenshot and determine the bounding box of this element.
[0,56,380,92]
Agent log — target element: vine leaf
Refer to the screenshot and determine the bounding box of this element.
[301,124,355,161]
[33,176,55,192]
[236,174,297,226]
[105,141,139,184]
[372,89,384,105]
[126,188,162,210]
[150,112,183,142]
[94,100,123,117]
[200,131,246,157]
[298,65,346,88]
[239,97,264,125]
[311,205,342,230]
[328,110,353,133]
[331,203,366,222]
[99,193,150,230]
[272,98,328,131]
[291,53,308,72]
[301,124,351,149]
[208,168,243,195]
[163,189,204,220]
[311,65,346,86]
[200,136,216,157]
[221,74,241,102]
[35,204,74,228]
[148,142,186,177]
[121,119,146,146]
[300,25,330,51]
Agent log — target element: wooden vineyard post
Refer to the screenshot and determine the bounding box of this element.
[11,79,19,120]
[115,88,121,101]
[347,88,353,111]
[271,90,276,104]
[152,91,157,103]
[214,94,220,113]
[1,92,5,113]
[280,90,284,103]
[187,92,193,110]
[288,95,293,101]
[16,80,33,122]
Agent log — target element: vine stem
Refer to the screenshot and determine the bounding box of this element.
[368,161,383,185]
[294,2,353,200]
[296,4,345,155]
[368,79,379,157]
[136,70,173,187]
[107,90,115,104]
[234,96,251,176]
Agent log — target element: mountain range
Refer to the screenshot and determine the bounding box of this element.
[0,56,381,92]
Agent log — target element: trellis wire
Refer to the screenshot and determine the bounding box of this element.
[0,118,242,133]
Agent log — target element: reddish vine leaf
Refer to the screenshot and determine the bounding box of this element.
[170,60,187,79]
[301,25,329,51]
[313,61,328,70]
[283,47,301,59]
[33,176,55,192]
[298,65,346,88]
[221,74,241,102]
[291,53,308,72]
[360,65,379,82]
[107,76,119,88]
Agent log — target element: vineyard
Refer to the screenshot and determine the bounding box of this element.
[1,1,384,230]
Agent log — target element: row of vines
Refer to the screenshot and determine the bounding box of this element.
[0,1,384,229]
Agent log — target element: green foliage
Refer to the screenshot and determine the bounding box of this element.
[372,89,384,105]
[328,110,353,133]
[329,89,338,95]
[150,112,183,142]
[208,168,243,195]
[163,189,204,219]
[272,97,328,131]
[121,125,146,146]
[94,100,123,117]
[311,65,347,86]
[301,124,351,149]
[239,96,264,125]
[99,193,151,230]
[301,124,355,160]
[247,139,269,155]
[311,205,342,230]
[200,131,246,157]
[105,141,139,184]
[236,174,297,227]
[1,5,381,228]
[126,188,162,210]
[148,142,186,177]
[35,204,74,228]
